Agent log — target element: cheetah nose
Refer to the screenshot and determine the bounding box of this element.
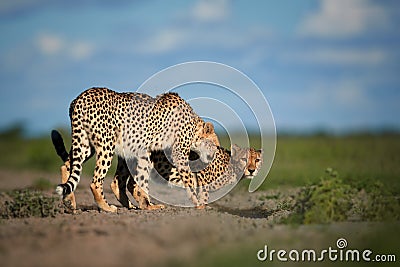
[248,169,255,175]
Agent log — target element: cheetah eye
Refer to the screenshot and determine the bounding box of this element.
[255,159,260,163]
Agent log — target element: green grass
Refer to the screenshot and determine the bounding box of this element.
[218,133,400,195]
[0,127,117,176]
[262,134,400,194]
[30,177,54,190]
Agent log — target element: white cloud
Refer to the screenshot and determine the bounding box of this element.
[283,47,386,66]
[192,0,230,22]
[36,33,64,55]
[69,41,94,60]
[35,33,94,60]
[134,22,272,55]
[132,0,258,55]
[134,25,271,55]
[135,28,187,54]
[299,0,388,38]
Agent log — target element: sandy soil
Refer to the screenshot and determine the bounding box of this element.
[0,170,398,267]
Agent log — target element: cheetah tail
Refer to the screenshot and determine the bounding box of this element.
[51,130,69,162]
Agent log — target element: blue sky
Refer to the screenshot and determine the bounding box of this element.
[0,0,399,136]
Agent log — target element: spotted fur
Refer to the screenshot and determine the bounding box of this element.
[52,131,261,209]
[149,144,263,208]
[244,148,263,178]
[55,88,218,212]
[167,146,263,187]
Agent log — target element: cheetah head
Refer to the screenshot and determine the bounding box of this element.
[230,144,264,179]
[191,121,219,163]
[230,144,250,176]
[194,138,217,164]
[244,148,263,178]
[202,122,220,147]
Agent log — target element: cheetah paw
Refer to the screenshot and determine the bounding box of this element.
[100,204,118,213]
[145,204,165,210]
[109,205,118,212]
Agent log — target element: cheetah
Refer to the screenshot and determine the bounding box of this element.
[52,131,262,209]
[149,144,264,208]
[167,146,263,187]
[194,145,263,207]
[54,87,219,212]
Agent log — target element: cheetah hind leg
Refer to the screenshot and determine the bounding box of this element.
[90,183,118,213]
[60,162,77,213]
[111,175,137,210]
[90,152,117,213]
[110,157,137,209]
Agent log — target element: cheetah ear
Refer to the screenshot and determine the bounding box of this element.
[230,143,240,153]
[204,122,215,134]
[257,149,263,154]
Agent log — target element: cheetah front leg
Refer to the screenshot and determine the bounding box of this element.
[130,154,165,210]
[180,170,200,207]
[172,140,200,207]
[196,180,210,209]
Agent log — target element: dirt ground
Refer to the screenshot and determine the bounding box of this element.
[0,170,398,267]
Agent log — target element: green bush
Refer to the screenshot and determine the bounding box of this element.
[304,169,354,224]
[354,181,400,221]
[283,168,400,224]
[1,189,60,218]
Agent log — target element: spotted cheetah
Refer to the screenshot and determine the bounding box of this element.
[52,130,262,209]
[54,87,219,212]
[167,146,263,187]
[52,131,262,209]
[148,144,263,208]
